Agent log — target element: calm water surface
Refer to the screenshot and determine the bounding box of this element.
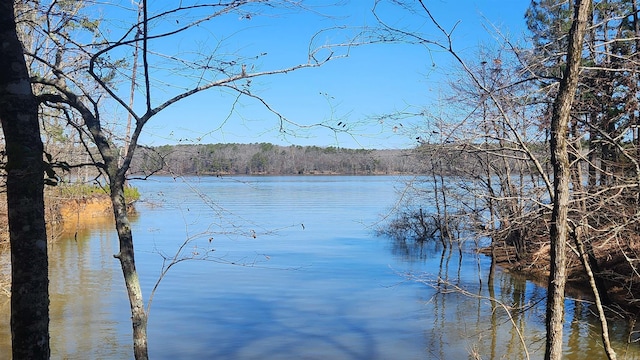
[1,175,639,359]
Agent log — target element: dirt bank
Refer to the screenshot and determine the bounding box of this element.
[0,194,135,249]
[49,195,120,235]
[0,194,135,295]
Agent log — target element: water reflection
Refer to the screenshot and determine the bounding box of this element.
[391,237,640,359]
[49,218,130,358]
[1,176,640,359]
[0,215,133,359]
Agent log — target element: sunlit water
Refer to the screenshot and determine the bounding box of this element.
[1,175,639,359]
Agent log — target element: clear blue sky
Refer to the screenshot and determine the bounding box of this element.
[102,1,531,149]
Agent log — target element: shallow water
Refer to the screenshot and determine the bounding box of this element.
[0,175,639,359]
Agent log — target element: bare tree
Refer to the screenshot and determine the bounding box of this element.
[374,0,626,358]
[544,1,591,359]
[20,1,353,358]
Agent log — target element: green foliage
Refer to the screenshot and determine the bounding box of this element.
[259,142,274,152]
[525,0,571,48]
[157,145,173,155]
[123,186,141,202]
[52,183,140,202]
[250,152,268,172]
[53,183,108,198]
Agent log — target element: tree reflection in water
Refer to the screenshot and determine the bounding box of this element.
[390,238,640,359]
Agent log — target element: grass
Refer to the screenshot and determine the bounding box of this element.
[49,183,141,203]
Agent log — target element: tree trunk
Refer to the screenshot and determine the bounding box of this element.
[111,177,149,360]
[545,1,591,359]
[0,1,50,358]
[571,226,617,360]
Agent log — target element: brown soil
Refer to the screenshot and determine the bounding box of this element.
[49,196,116,235]
[0,194,134,295]
[0,194,134,249]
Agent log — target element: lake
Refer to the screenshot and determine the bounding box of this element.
[1,175,639,359]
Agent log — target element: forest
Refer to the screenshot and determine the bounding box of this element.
[370,1,639,359]
[1,0,639,359]
[131,143,429,176]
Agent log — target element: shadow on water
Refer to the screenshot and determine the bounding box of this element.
[2,175,640,359]
[390,237,640,359]
[151,295,378,359]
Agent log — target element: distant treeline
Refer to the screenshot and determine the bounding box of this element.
[130,143,429,176]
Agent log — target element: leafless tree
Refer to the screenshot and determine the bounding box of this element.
[18,1,356,358]
[374,0,624,359]
[544,1,592,359]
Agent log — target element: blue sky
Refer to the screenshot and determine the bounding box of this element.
[103,1,531,149]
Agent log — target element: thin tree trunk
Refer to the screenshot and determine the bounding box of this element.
[57,87,150,358]
[633,0,640,207]
[430,156,447,248]
[0,1,50,358]
[545,1,591,359]
[571,226,617,360]
[111,177,149,360]
[122,1,143,164]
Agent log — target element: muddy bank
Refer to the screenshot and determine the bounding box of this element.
[48,195,137,236]
[0,194,136,295]
[0,194,130,249]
